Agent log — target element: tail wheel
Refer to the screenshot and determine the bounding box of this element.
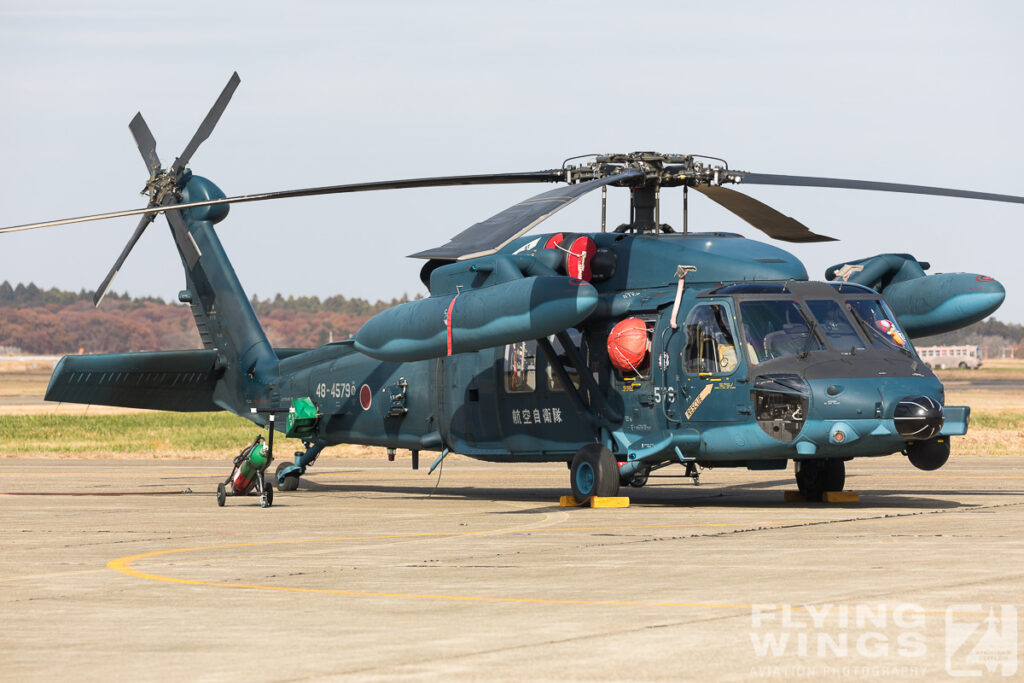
[570,444,619,503]
[275,461,300,491]
[794,459,845,502]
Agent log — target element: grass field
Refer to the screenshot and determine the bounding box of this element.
[0,361,1021,459]
[0,369,379,460]
[931,357,1024,381]
[0,409,381,460]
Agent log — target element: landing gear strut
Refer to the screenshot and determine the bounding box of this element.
[274,440,325,491]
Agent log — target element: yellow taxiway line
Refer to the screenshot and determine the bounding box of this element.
[106,525,1013,619]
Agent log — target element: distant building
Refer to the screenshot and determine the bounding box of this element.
[916,344,983,369]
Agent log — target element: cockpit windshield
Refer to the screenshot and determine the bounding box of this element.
[845,299,912,352]
[739,300,824,363]
[806,299,865,351]
[716,283,917,364]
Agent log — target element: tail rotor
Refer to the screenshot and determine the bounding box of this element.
[92,73,240,306]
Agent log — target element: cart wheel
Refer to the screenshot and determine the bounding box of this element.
[265,481,274,507]
[216,482,226,507]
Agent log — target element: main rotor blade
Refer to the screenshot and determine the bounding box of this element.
[410,169,645,260]
[0,171,565,234]
[692,185,837,243]
[93,212,157,307]
[170,72,241,176]
[129,113,161,176]
[736,172,1024,205]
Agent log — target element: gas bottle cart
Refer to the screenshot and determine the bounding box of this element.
[216,433,274,507]
[215,403,319,508]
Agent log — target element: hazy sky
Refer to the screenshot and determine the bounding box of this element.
[2,2,1022,323]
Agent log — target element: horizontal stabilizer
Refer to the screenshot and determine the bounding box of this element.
[45,350,222,412]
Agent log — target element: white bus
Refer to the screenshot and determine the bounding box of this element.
[916,345,983,369]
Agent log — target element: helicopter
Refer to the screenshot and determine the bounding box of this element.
[6,73,1020,503]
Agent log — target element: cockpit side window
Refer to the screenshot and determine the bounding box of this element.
[684,303,738,374]
[806,299,865,351]
[739,300,824,363]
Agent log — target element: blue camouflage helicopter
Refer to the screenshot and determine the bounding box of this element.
[5,73,1019,503]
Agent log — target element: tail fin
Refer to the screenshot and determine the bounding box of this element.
[171,174,278,415]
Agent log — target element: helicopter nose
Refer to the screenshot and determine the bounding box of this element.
[894,395,943,440]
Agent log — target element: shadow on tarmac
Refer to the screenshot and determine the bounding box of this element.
[296,476,976,510]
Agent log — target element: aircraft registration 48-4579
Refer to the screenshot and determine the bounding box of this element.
[5,73,1019,505]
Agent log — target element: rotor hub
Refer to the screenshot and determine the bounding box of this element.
[141,169,183,207]
[563,152,748,189]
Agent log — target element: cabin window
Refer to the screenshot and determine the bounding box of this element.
[684,304,738,374]
[546,330,583,392]
[806,299,865,351]
[739,300,823,363]
[610,317,655,379]
[504,340,537,393]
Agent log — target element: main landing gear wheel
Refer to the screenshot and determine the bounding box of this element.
[570,444,619,503]
[276,461,299,491]
[216,482,226,507]
[794,458,845,502]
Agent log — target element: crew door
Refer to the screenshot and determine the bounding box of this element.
[608,315,667,435]
[678,300,748,425]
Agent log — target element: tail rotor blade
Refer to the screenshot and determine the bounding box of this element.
[171,72,240,176]
[129,113,161,176]
[93,212,156,307]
